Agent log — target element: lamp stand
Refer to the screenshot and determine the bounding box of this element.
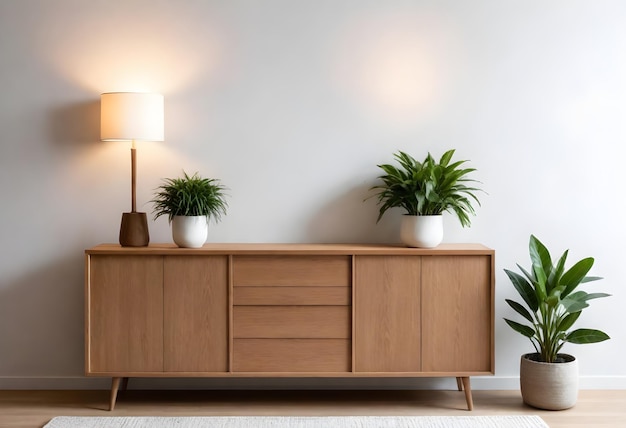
[119,141,150,247]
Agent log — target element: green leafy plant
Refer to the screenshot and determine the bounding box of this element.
[369,149,482,226]
[504,235,610,363]
[151,171,228,223]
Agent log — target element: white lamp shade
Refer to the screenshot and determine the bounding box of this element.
[101,92,164,142]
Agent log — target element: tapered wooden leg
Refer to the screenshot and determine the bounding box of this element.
[121,377,129,391]
[461,377,473,411]
[456,377,463,391]
[109,377,121,411]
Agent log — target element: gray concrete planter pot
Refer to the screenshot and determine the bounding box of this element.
[520,352,578,410]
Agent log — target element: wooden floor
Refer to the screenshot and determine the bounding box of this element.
[0,389,624,428]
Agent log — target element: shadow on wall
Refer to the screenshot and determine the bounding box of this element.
[44,95,125,246]
[306,182,400,244]
[0,256,85,377]
[127,376,460,391]
[47,99,100,151]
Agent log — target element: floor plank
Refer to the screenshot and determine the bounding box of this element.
[0,390,623,428]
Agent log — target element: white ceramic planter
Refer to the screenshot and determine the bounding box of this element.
[400,215,443,248]
[171,215,208,248]
[520,353,578,410]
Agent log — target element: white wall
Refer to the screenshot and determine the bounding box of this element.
[0,0,624,390]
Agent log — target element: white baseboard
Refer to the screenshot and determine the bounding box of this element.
[0,376,624,390]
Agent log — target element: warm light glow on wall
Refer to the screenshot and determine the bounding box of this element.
[333,11,460,126]
[358,32,438,112]
[40,16,224,94]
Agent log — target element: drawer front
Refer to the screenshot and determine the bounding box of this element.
[233,306,351,339]
[233,286,351,306]
[233,339,351,372]
[233,256,351,287]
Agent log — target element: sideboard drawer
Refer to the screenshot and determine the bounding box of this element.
[233,339,351,372]
[232,256,351,287]
[233,306,351,338]
[233,286,351,305]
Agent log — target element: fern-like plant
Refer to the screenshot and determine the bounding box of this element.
[369,149,482,226]
[151,171,228,223]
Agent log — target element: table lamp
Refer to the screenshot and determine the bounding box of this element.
[100,92,164,247]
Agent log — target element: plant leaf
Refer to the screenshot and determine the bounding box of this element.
[561,291,610,313]
[566,329,610,344]
[505,299,534,322]
[547,249,568,294]
[439,149,455,167]
[561,257,595,297]
[504,319,536,337]
[581,276,603,283]
[529,235,552,280]
[504,269,538,312]
[557,311,581,332]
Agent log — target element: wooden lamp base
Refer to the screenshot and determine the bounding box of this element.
[119,212,150,247]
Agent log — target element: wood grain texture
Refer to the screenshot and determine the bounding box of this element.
[87,243,493,256]
[228,255,234,373]
[85,241,495,412]
[461,376,474,410]
[84,254,91,373]
[354,256,421,372]
[233,306,351,339]
[232,256,351,286]
[233,286,351,305]
[163,256,228,372]
[83,370,491,378]
[2,390,624,428]
[233,339,351,372]
[88,255,164,373]
[421,255,493,373]
[109,377,121,411]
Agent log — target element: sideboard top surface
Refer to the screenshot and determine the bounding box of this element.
[86,243,493,256]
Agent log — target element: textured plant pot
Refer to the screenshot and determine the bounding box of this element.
[520,352,578,410]
[172,215,208,248]
[400,215,443,248]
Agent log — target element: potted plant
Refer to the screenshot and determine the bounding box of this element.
[152,171,228,248]
[504,235,610,410]
[368,149,482,247]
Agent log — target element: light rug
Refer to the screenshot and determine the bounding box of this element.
[44,415,549,428]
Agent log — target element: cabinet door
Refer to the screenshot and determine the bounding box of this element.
[354,256,421,372]
[421,255,492,372]
[88,255,163,373]
[164,256,228,372]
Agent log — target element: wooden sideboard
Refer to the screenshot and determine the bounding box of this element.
[85,243,494,411]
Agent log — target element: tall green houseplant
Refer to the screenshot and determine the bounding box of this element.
[504,235,610,363]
